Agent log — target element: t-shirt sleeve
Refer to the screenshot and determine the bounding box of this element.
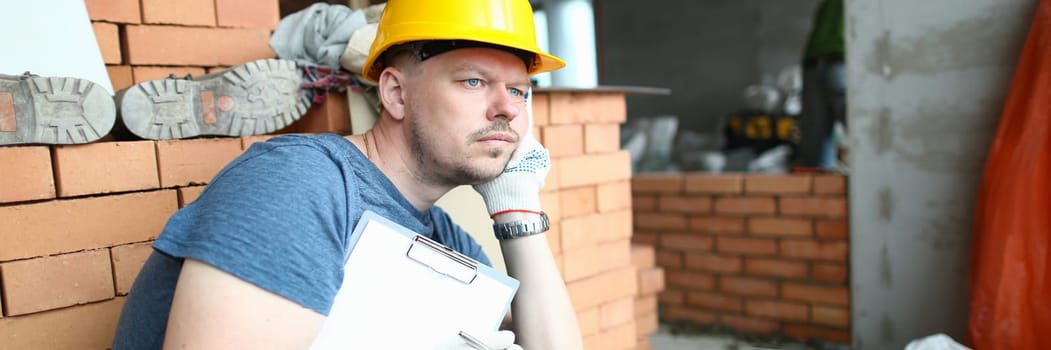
[153,141,350,315]
[429,208,492,267]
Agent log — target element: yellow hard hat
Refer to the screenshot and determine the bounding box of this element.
[361,0,566,83]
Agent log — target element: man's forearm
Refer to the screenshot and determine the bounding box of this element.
[496,213,584,350]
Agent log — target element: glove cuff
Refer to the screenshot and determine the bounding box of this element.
[473,173,542,217]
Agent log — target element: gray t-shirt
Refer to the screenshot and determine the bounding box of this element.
[112,133,490,349]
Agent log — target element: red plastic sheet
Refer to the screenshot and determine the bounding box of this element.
[968,2,1051,349]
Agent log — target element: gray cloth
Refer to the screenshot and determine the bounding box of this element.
[269,3,366,69]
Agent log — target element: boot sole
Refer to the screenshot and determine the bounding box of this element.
[0,76,115,145]
[117,59,310,140]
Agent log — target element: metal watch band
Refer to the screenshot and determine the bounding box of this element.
[493,212,550,240]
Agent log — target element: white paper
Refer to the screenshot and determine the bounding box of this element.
[310,216,516,349]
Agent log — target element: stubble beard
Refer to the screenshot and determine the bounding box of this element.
[408,115,513,187]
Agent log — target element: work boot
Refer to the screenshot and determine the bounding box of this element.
[116,58,311,140]
[0,72,116,145]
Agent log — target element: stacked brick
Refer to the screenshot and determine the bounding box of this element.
[631,245,665,350]
[85,0,350,136]
[631,173,850,343]
[0,138,250,347]
[533,92,643,350]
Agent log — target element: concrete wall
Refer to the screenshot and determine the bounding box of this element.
[846,0,1036,348]
[598,0,821,133]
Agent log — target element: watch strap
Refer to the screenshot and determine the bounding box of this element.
[493,212,550,240]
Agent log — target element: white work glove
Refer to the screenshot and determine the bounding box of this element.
[472,89,550,218]
[452,329,523,350]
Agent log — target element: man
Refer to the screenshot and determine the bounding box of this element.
[111,0,583,349]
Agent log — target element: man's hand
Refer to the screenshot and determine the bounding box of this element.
[454,329,523,350]
[473,89,550,218]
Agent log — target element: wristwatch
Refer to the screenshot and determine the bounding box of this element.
[493,212,550,240]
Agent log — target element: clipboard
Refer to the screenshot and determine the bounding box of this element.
[309,210,519,349]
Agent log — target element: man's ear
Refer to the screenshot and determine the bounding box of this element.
[378,68,407,121]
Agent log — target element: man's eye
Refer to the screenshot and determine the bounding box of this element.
[508,88,524,98]
[464,79,482,87]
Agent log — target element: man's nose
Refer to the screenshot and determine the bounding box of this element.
[487,88,522,122]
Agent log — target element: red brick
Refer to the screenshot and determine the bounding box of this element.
[111,242,154,295]
[656,250,683,268]
[779,197,848,217]
[719,276,777,297]
[85,0,141,23]
[632,195,657,211]
[635,312,659,340]
[563,240,631,281]
[631,174,683,194]
[684,253,742,274]
[745,299,808,322]
[558,151,631,188]
[599,297,635,329]
[690,216,746,234]
[561,210,632,250]
[532,93,550,126]
[125,25,274,66]
[684,174,743,194]
[658,195,712,213]
[631,245,655,268]
[783,324,851,343]
[637,267,665,295]
[541,191,561,222]
[748,217,812,237]
[659,233,713,251]
[715,197,776,215]
[216,0,280,29]
[52,141,159,197]
[780,240,848,262]
[549,92,626,124]
[132,66,208,83]
[568,267,638,311]
[664,270,714,290]
[141,0,216,26]
[597,181,631,212]
[716,236,777,256]
[812,263,848,283]
[813,175,846,195]
[745,175,812,194]
[745,258,808,279]
[280,91,351,135]
[663,306,715,325]
[178,185,207,208]
[0,250,114,315]
[577,307,600,336]
[0,298,126,348]
[543,159,562,192]
[812,305,850,327]
[583,320,635,350]
[720,314,779,334]
[584,123,620,154]
[241,135,278,150]
[560,186,597,218]
[92,22,121,64]
[658,290,684,305]
[0,190,177,261]
[685,291,743,312]
[635,295,658,316]
[632,231,658,246]
[816,219,849,239]
[635,212,687,231]
[782,283,850,306]
[106,65,134,91]
[156,138,243,187]
[0,146,55,203]
[542,124,584,157]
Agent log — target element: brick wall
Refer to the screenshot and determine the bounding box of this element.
[631,173,850,343]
